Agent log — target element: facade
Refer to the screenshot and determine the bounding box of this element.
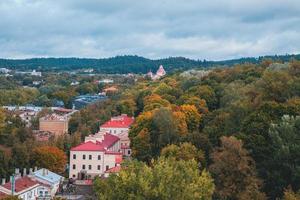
[39,114,68,136]
[99,114,134,136]
[69,131,122,179]
[119,132,131,157]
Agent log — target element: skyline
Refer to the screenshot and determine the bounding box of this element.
[0,0,300,60]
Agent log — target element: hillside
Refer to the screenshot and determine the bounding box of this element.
[0,54,300,73]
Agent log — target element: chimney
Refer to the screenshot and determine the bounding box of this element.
[34,166,38,172]
[23,168,27,176]
[15,168,19,175]
[42,168,46,176]
[1,178,5,185]
[29,168,33,174]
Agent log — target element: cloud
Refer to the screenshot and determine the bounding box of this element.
[0,0,299,59]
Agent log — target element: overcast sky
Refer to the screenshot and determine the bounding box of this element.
[0,0,300,60]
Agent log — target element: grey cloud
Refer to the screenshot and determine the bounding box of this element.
[0,0,299,59]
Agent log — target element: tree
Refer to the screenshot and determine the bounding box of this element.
[180,104,201,132]
[31,146,67,174]
[283,187,300,200]
[264,115,300,198]
[93,157,215,200]
[161,142,205,168]
[209,136,266,200]
[0,109,5,134]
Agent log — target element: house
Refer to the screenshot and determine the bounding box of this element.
[100,114,134,136]
[0,168,64,200]
[0,176,40,200]
[32,168,64,197]
[39,114,69,136]
[31,70,42,77]
[103,86,118,93]
[69,131,123,180]
[104,166,122,178]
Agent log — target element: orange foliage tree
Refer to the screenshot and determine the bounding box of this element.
[31,146,67,174]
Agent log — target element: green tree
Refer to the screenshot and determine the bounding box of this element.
[93,157,215,200]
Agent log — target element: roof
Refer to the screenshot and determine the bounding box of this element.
[105,166,121,173]
[71,133,120,151]
[33,169,63,184]
[100,114,134,128]
[1,176,39,193]
[0,192,7,199]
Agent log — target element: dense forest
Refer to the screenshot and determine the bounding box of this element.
[0,59,300,199]
[1,54,300,73]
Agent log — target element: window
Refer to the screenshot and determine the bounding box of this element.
[83,155,86,160]
[114,130,117,134]
[82,165,86,170]
[106,165,109,171]
[73,164,76,169]
[98,155,101,160]
[128,150,131,154]
[72,174,76,178]
[89,155,92,160]
[73,154,76,159]
[97,165,101,170]
[110,130,112,133]
[121,130,123,133]
[88,165,92,170]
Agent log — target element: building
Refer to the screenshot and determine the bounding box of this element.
[73,94,107,109]
[103,86,118,93]
[104,166,121,178]
[99,114,134,136]
[39,114,69,136]
[0,168,64,200]
[32,169,64,197]
[31,70,42,77]
[98,79,114,84]
[146,65,166,80]
[0,175,40,200]
[69,131,122,179]
[0,68,11,74]
[119,132,131,157]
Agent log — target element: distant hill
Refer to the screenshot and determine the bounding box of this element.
[0,54,299,74]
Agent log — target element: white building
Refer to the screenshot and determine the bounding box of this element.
[98,79,114,84]
[31,70,42,77]
[0,168,64,200]
[69,131,122,180]
[32,168,64,198]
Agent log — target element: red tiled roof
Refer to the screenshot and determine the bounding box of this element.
[71,141,105,151]
[100,114,134,128]
[105,166,121,173]
[0,192,7,199]
[1,176,39,193]
[71,133,119,151]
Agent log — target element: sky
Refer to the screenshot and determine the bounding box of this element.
[0,0,300,60]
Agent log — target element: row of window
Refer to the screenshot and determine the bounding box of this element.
[73,164,101,170]
[73,154,101,160]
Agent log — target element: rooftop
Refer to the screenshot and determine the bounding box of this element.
[105,166,121,173]
[71,133,119,152]
[33,168,63,184]
[1,176,39,193]
[100,114,134,128]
